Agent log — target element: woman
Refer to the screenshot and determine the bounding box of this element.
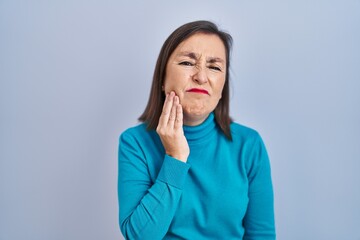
[118,20,275,239]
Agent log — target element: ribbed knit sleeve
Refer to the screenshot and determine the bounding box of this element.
[243,133,276,240]
[118,131,190,240]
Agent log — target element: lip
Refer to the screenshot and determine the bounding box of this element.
[186,88,209,95]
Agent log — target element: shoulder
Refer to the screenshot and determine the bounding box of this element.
[230,122,270,177]
[118,123,163,165]
[121,122,148,137]
[229,121,267,158]
[230,121,262,143]
[119,122,160,148]
[119,122,154,143]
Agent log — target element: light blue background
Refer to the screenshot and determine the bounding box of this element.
[1,1,359,239]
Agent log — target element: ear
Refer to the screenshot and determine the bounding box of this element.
[162,85,165,91]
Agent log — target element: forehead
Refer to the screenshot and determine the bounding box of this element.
[173,33,226,60]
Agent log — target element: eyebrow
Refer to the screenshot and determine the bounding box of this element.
[207,57,225,64]
[177,51,225,64]
[177,51,199,60]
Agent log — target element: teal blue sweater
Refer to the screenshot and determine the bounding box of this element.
[118,113,275,239]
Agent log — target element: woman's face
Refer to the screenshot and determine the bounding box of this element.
[164,33,226,125]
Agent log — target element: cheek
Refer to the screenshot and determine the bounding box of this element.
[213,79,226,98]
[164,82,182,96]
[164,70,190,94]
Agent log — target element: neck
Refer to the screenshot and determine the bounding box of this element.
[183,113,209,126]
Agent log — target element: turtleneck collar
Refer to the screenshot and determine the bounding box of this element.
[183,112,217,144]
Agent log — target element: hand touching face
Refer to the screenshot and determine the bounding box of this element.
[163,33,226,126]
[156,91,189,162]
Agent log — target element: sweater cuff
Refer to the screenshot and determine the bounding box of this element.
[157,155,191,189]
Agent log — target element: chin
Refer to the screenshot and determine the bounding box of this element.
[183,105,209,117]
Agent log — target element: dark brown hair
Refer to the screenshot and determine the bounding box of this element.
[139,20,233,140]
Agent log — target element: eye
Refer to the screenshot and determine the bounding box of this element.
[209,66,222,72]
[179,61,194,66]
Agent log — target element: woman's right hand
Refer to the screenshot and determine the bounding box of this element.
[156,91,190,162]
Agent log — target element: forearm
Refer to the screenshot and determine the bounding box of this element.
[119,155,190,239]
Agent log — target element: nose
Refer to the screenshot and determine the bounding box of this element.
[192,66,208,85]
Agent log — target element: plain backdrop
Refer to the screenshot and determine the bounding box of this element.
[1,1,359,239]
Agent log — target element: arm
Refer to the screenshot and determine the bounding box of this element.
[118,91,190,239]
[118,133,190,240]
[243,133,276,240]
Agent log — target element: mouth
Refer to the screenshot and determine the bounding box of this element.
[186,88,209,95]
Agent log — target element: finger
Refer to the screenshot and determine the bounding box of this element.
[158,91,174,127]
[168,95,178,127]
[174,102,183,130]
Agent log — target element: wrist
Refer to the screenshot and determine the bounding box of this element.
[167,153,188,163]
